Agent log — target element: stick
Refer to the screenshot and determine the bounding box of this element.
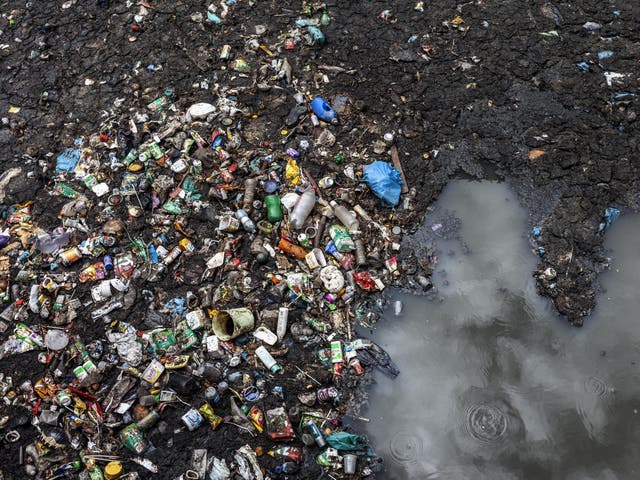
[390,145,409,194]
[294,365,322,386]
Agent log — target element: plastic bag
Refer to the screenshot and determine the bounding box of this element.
[599,207,621,232]
[362,161,403,207]
[325,431,368,451]
[56,148,81,173]
[285,158,301,186]
[209,457,231,480]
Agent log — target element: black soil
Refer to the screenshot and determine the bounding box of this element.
[1,0,639,477]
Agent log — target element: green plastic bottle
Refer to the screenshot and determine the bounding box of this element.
[264,195,283,223]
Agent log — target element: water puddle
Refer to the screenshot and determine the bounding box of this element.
[364,180,640,479]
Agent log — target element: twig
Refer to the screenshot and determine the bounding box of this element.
[294,365,322,386]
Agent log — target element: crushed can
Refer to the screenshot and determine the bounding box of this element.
[119,423,147,454]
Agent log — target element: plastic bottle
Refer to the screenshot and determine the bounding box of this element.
[306,419,327,447]
[353,235,367,266]
[137,409,160,430]
[276,307,288,342]
[264,195,283,223]
[243,178,258,213]
[310,97,337,124]
[268,446,303,463]
[277,238,308,260]
[330,201,359,232]
[255,346,282,373]
[235,209,256,233]
[289,189,316,230]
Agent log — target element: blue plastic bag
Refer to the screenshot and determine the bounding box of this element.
[56,148,81,173]
[599,207,621,232]
[363,161,403,207]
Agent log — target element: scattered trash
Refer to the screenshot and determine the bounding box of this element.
[0,4,425,476]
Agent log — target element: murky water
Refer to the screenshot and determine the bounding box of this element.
[365,180,640,480]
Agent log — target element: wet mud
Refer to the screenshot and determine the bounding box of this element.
[3,0,639,324]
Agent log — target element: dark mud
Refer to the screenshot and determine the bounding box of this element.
[0,0,639,476]
[3,1,639,325]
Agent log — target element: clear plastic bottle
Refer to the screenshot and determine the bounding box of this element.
[235,209,256,233]
[242,178,258,213]
[329,201,359,232]
[289,189,316,230]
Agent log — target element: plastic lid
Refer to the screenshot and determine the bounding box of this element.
[270,364,283,374]
[104,461,123,479]
[263,180,278,193]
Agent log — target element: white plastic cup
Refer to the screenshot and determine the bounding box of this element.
[343,454,357,474]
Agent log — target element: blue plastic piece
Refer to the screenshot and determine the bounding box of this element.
[207,11,222,24]
[532,226,542,237]
[576,61,589,73]
[598,50,613,60]
[164,297,186,315]
[604,207,620,226]
[307,26,325,45]
[362,161,404,207]
[311,97,337,123]
[599,207,621,232]
[56,148,81,173]
[295,19,314,27]
[211,134,225,149]
[148,245,159,264]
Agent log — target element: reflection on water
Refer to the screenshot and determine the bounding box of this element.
[365,180,640,480]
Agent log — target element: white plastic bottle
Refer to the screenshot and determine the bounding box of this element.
[277,307,289,342]
[255,346,282,373]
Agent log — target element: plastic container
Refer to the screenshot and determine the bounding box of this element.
[311,97,337,123]
[243,178,258,213]
[276,307,288,342]
[212,308,255,340]
[264,195,283,223]
[289,189,316,229]
[255,346,282,373]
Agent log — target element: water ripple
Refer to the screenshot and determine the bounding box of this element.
[388,429,424,465]
[583,376,609,398]
[465,403,509,443]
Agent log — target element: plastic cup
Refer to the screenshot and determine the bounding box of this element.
[343,454,357,474]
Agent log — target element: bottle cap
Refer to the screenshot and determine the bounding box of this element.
[270,364,283,374]
[104,461,123,480]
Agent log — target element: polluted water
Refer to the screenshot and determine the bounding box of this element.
[364,180,640,480]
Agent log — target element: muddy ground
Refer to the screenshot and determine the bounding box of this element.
[0,0,639,477]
